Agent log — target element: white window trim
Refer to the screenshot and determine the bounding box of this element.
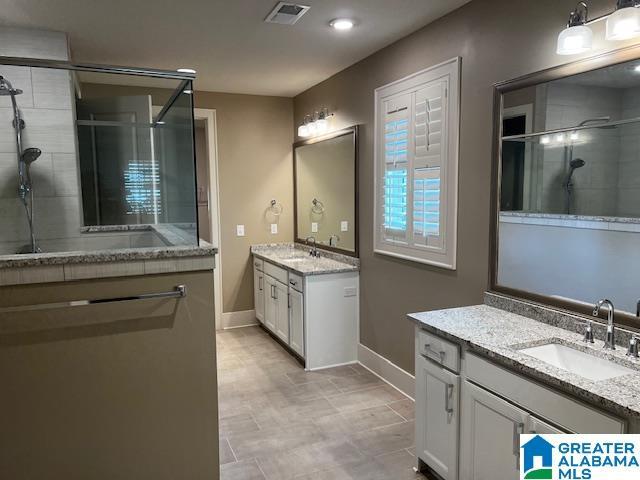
[373,57,460,270]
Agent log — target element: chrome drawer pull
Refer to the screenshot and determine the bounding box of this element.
[0,285,186,313]
[424,343,446,363]
[444,383,454,414]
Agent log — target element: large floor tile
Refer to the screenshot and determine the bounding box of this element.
[219,438,236,465]
[221,459,266,480]
[350,421,416,457]
[327,385,407,413]
[216,326,425,479]
[257,439,365,480]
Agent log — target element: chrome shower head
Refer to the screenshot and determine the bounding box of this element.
[570,158,586,169]
[21,148,41,165]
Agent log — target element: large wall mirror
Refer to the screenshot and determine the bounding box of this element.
[294,127,358,256]
[492,47,640,325]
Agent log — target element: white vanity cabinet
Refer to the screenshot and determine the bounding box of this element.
[414,326,627,480]
[415,353,459,480]
[288,276,304,357]
[264,275,289,343]
[253,254,358,370]
[460,381,527,479]
[253,259,265,324]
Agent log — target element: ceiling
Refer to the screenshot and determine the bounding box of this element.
[0,0,470,97]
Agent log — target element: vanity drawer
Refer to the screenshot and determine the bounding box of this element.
[465,353,626,434]
[416,328,460,373]
[264,261,288,285]
[253,258,264,272]
[288,272,303,292]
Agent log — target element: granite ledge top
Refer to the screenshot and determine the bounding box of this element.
[0,244,217,269]
[408,304,640,419]
[251,243,359,276]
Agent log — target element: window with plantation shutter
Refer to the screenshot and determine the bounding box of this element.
[374,58,460,269]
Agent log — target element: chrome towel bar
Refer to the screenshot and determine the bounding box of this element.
[0,285,186,314]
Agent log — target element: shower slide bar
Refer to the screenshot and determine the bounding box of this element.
[0,285,186,314]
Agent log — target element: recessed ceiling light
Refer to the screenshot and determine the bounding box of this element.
[183,89,193,95]
[330,18,354,31]
[177,68,196,74]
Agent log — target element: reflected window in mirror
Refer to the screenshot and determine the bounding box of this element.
[294,127,358,256]
[494,53,640,321]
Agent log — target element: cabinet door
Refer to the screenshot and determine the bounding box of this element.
[274,280,289,344]
[460,381,528,480]
[416,354,459,479]
[289,288,304,357]
[254,269,265,324]
[264,276,277,333]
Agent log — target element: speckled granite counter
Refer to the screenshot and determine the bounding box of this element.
[251,243,359,276]
[408,302,640,419]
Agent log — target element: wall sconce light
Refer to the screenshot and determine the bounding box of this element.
[557,2,593,55]
[297,108,333,137]
[557,1,640,55]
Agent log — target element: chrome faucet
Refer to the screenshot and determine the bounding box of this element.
[593,299,616,350]
[305,236,319,258]
[329,234,340,247]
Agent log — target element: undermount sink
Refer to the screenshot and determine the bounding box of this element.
[518,342,636,382]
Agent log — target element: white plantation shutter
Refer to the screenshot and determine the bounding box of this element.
[382,94,411,244]
[374,58,459,270]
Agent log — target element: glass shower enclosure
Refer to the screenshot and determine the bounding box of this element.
[0,59,199,255]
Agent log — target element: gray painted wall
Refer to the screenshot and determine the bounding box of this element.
[293,0,636,373]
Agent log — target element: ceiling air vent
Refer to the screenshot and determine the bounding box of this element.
[265,2,310,25]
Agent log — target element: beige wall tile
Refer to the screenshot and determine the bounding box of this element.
[0,265,64,286]
[0,27,69,60]
[64,261,145,281]
[0,65,33,109]
[31,68,73,110]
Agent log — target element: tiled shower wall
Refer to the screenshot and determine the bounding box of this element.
[0,27,83,254]
[536,83,621,216]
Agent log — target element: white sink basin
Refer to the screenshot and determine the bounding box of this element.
[519,343,635,382]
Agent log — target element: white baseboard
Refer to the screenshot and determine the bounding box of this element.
[220,310,258,330]
[358,343,415,400]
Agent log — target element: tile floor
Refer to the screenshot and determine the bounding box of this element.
[216,326,428,480]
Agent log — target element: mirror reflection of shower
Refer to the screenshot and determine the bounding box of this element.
[0,75,42,253]
[564,116,613,214]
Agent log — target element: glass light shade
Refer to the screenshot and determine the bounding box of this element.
[298,124,309,137]
[557,25,593,55]
[307,121,318,136]
[315,118,328,133]
[606,7,640,40]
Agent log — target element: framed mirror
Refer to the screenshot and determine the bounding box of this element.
[294,126,358,257]
[491,45,640,327]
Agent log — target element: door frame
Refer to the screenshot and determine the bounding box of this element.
[194,108,223,329]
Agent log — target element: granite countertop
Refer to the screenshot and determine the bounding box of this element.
[0,244,217,269]
[408,304,640,419]
[251,243,359,276]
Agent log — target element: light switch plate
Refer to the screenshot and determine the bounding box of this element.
[270,223,278,234]
[341,221,349,232]
[236,225,245,237]
[311,222,318,233]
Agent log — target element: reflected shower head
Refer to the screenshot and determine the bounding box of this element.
[0,76,22,96]
[570,158,586,169]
